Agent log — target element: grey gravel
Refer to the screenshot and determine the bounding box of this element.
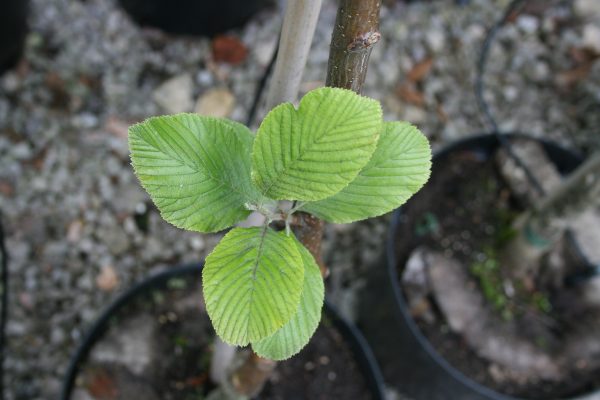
[0,0,597,399]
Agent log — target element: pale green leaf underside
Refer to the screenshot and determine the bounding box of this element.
[203,227,304,346]
[251,87,383,201]
[129,114,266,233]
[301,122,432,223]
[252,239,324,360]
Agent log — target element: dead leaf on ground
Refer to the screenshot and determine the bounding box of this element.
[436,103,448,124]
[212,35,248,65]
[556,62,594,88]
[0,180,15,197]
[87,368,118,399]
[407,57,434,82]
[569,47,599,64]
[396,83,426,107]
[555,46,600,88]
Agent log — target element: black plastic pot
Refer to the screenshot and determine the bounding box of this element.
[358,133,599,400]
[0,0,28,74]
[61,263,385,400]
[118,0,273,37]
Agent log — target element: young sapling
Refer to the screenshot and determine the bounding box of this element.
[128,86,432,361]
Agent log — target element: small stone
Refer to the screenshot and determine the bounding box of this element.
[402,105,427,124]
[18,292,34,310]
[531,62,550,82]
[67,219,84,243]
[583,24,600,54]
[190,236,204,251]
[503,86,519,102]
[12,143,32,160]
[426,29,445,53]
[195,88,235,118]
[153,74,194,114]
[72,113,99,129]
[195,70,214,87]
[575,0,600,19]
[96,265,119,292]
[1,72,20,92]
[516,15,539,35]
[51,327,66,344]
[403,248,428,287]
[103,227,130,255]
[466,24,485,41]
[489,364,507,383]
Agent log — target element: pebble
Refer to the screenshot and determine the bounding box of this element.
[152,74,194,114]
[402,105,427,124]
[96,265,120,291]
[196,70,214,87]
[516,15,539,35]
[195,87,236,117]
[72,112,99,129]
[574,0,600,20]
[426,29,446,53]
[582,24,600,53]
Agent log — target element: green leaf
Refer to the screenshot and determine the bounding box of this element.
[129,114,267,233]
[301,121,431,223]
[252,240,324,360]
[202,227,305,346]
[251,87,383,201]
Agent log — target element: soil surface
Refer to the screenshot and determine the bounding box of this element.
[394,143,600,399]
[72,271,374,400]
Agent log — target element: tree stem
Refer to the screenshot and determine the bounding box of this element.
[266,0,323,109]
[325,0,381,92]
[295,0,382,276]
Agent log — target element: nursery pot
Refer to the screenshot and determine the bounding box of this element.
[358,133,600,400]
[0,0,28,74]
[118,0,273,36]
[62,263,385,400]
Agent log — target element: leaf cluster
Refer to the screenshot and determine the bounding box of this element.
[129,87,431,360]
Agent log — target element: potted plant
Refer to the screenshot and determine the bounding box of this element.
[357,1,600,398]
[361,132,600,400]
[63,1,433,399]
[62,263,387,400]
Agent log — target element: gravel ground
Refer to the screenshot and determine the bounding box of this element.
[0,0,598,398]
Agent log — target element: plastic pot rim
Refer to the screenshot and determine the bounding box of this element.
[386,132,597,400]
[61,262,386,400]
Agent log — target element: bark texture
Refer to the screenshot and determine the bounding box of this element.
[295,0,382,276]
[325,0,381,92]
